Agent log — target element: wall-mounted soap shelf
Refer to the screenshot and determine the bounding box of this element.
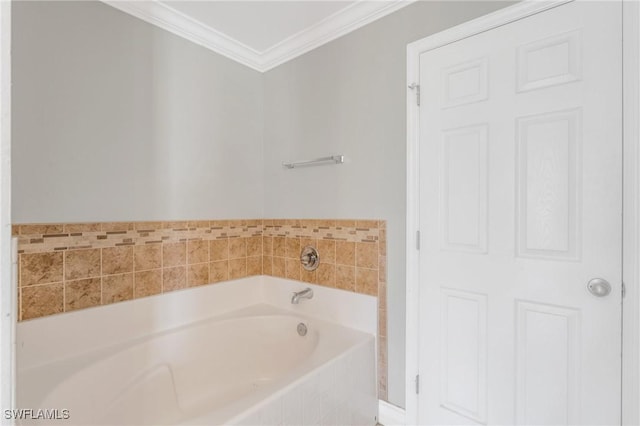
[282,155,344,169]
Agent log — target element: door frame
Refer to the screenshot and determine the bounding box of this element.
[0,0,14,420]
[405,0,640,424]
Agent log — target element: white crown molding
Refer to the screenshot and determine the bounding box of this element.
[102,0,416,73]
[102,1,264,70]
[259,0,416,71]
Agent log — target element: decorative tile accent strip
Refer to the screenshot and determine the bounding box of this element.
[13,218,388,402]
[15,220,262,254]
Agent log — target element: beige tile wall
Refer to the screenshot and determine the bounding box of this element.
[14,220,263,320]
[13,218,388,401]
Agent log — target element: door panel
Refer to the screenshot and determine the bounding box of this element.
[440,125,488,253]
[515,301,580,425]
[417,1,622,424]
[516,108,581,260]
[440,288,488,424]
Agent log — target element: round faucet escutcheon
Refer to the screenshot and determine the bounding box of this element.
[300,246,320,271]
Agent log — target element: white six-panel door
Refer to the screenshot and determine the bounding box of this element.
[417,1,622,424]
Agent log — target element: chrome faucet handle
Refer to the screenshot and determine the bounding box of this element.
[300,252,317,266]
[300,246,320,271]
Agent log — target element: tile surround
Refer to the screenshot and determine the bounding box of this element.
[14,218,388,401]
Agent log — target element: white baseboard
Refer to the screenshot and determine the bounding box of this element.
[378,400,406,425]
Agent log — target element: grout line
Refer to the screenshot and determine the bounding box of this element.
[160,240,164,294]
[62,251,66,312]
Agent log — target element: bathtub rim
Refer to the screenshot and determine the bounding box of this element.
[17,275,377,371]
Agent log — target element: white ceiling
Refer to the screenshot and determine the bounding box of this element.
[103,0,415,72]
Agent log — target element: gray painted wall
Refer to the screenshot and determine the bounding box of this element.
[12,1,264,223]
[263,0,512,406]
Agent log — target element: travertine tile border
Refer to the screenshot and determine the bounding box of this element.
[13,218,388,401]
[14,220,263,320]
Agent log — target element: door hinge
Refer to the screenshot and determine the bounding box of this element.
[408,83,420,106]
[415,374,420,394]
[416,230,421,250]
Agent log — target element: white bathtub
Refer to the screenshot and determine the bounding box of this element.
[16,277,378,425]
